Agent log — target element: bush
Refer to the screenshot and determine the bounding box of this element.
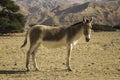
[0,12,26,34]
[113,25,120,30]
[0,0,26,34]
[92,24,116,31]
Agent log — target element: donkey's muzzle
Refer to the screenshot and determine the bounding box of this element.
[85,35,90,42]
[86,38,90,42]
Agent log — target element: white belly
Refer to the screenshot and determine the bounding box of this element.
[42,41,66,48]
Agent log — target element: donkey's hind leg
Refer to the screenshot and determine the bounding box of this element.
[32,43,40,71]
[26,44,37,71]
[26,47,33,71]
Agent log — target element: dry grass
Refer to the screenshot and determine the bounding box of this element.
[0,32,120,80]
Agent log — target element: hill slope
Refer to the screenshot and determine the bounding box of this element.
[54,0,120,26]
[16,0,120,26]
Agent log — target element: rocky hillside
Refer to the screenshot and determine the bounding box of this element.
[15,0,120,26]
[53,0,120,26]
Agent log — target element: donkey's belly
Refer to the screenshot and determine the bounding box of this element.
[41,35,67,48]
[42,41,67,48]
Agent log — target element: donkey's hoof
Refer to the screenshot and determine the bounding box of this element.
[35,68,40,71]
[67,68,72,71]
[26,69,30,72]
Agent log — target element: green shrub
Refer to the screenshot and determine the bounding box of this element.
[113,25,120,30]
[0,13,26,34]
[0,0,26,34]
[92,24,116,31]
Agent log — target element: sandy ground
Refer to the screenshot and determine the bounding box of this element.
[0,32,120,80]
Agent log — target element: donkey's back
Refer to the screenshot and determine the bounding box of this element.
[29,25,67,48]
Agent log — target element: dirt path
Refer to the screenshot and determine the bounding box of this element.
[0,32,120,80]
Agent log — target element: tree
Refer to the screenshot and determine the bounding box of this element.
[0,0,26,34]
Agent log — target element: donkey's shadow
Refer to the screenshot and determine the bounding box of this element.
[0,70,27,74]
[0,69,69,74]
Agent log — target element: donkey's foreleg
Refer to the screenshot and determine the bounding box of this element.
[66,43,73,71]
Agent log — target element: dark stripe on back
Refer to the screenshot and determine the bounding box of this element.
[43,27,67,41]
[43,21,83,41]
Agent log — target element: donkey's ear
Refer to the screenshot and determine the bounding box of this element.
[83,16,86,23]
[90,17,93,22]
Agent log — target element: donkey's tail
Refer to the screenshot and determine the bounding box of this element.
[21,29,29,48]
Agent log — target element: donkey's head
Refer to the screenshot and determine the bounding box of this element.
[82,16,93,42]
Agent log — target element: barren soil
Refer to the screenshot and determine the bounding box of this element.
[0,32,120,80]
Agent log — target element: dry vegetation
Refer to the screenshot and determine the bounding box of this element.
[0,32,120,80]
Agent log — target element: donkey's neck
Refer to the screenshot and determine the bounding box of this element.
[71,26,84,41]
[67,22,84,42]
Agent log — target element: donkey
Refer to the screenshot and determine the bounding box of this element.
[21,16,93,71]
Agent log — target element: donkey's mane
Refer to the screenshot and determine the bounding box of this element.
[70,21,83,27]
